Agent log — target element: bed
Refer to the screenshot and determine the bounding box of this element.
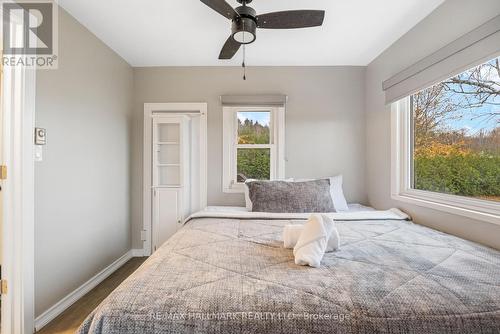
[78,206,500,334]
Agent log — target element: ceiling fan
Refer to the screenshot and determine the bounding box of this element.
[200,0,326,60]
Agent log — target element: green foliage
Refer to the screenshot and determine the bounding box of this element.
[411,57,499,201]
[414,153,500,200]
[238,118,270,144]
[237,149,270,181]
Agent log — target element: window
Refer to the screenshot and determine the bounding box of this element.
[237,111,272,182]
[392,56,499,223]
[223,106,285,193]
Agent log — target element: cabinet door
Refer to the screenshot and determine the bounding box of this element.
[153,189,181,251]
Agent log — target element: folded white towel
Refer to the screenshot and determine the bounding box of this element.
[321,214,340,252]
[283,215,340,252]
[283,225,303,249]
[293,214,336,268]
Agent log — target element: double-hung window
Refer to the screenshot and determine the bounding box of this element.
[392,56,499,223]
[223,106,285,193]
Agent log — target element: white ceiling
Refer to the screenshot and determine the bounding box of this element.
[58,0,444,67]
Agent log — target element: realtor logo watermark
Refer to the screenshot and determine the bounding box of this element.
[2,0,58,69]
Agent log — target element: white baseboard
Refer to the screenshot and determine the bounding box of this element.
[131,248,146,257]
[34,250,140,331]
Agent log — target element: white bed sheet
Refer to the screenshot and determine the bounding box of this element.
[204,203,375,213]
[189,204,409,222]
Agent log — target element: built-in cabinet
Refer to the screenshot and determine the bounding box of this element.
[152,116,191,251]
[144,103,207,256]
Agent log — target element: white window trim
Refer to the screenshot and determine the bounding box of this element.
[223,106,285,193]
[391,97,500,226]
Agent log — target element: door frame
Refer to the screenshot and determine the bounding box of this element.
[143,103,207,256]
[1,20,36,334]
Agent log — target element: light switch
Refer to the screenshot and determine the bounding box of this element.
[35,127,47,145]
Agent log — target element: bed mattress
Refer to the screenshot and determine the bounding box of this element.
[78,209,500,334]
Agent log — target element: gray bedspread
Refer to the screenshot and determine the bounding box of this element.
[78,216,500,334]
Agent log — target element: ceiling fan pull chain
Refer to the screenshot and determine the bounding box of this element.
[242,20,247,80]
[242,44,246,80]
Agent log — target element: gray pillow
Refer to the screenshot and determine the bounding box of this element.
[247,179,335,213]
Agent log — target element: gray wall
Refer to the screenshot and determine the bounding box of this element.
[132,66,366,248]
[35,9,134,316]
[365,0,500,250]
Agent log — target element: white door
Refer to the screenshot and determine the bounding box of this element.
[153,188,181,251]
[144,104,207,256]
[152,116,190,251]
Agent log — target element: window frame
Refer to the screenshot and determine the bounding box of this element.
[391,97,500,225]
[222,106,285,193]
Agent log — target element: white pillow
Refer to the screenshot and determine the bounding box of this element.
[329,175,349,212]
[244,178,294,211]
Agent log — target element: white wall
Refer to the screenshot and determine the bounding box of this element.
[34,9,134,316]
[365,0,500,250]
[132,66,366,248]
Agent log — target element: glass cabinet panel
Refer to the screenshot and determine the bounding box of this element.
[158,166,180,186]
[153,118,186,187]
[157,144,180,165]
[157,123,180,143]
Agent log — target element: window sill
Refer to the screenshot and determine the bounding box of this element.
[392,190,500,226]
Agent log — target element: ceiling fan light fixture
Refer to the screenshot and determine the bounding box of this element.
[232,17,257,45]
[233,31,255,44]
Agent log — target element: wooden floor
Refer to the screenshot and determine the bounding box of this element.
[37,257,147,334]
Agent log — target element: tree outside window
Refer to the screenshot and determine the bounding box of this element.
[412,56,499,202]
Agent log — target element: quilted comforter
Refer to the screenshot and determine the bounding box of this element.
[79,210,500,334]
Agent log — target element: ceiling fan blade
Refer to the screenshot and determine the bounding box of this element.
[256,10,325,29]
[219,36,241,60]
[200,0,239,20]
